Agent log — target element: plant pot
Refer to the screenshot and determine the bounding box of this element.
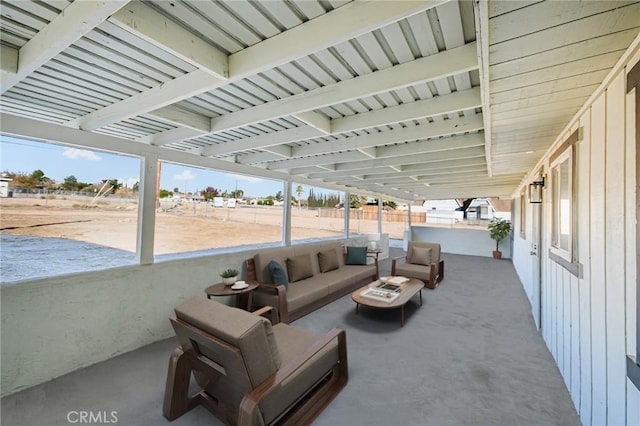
[492,251,502,260]
[222,276,238,285]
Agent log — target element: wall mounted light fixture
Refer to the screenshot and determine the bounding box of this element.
[529,177,545,204]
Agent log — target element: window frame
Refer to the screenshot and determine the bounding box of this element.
[625,57,640,392]
[550,148,572,260]
[547,129,582,278]
[519,191,526,239]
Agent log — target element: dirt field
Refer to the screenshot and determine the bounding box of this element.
[0,196,405,255]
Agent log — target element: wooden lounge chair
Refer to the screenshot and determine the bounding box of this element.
[391,241,444,289]
[162,296,348,425]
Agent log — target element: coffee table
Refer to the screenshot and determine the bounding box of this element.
[351,278,424,327]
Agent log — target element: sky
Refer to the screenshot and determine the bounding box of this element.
[0,136,297,198]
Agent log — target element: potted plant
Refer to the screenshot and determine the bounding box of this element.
[220,268,240,285]
[488,218,512,259]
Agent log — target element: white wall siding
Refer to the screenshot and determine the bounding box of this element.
[625,49,640,425]
[577,107,593,425]
[605,71,627,426]
[513,42,640,426]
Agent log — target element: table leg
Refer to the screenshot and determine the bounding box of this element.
[356,303,359,315]
[419,289,422,306]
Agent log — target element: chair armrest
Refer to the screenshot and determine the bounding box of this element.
[254,283,289,324]
[252,306,280,325]
[238,328,347,425]
[390,255,406,276]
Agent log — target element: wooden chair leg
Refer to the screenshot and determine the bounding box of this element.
[163,347,198,420]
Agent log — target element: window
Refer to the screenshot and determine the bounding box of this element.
[0,137,140,282]
[519,191,526,239]
[154,163,283,258]
[547,128,581,277]
[551,150,572,255]
[291,183,343,241]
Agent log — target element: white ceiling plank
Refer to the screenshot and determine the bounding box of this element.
[0,0,129,94]
[355,32,393,70]
[222,1,280,38]
[332,87,481,134]
[1,45,18,74]
[492,98,586,121]
[263,144,293,158]
[110,1,228,79]
[60,0,451,136]
[293,111,331,134]
[490,0,635,45]
[138,127,205,147]
[491,51,624,93]
[65,69,220,131]
[375,132,485,158]
[357,147,377,158]
[491,85,598,109]
[201,126,323,156]
[267,151,369,170]
[292,116,483,158]
[210,43,478,134]
[331,145,486,172]
[380,22,415,64]
[228,0,449,78]
[490,28,639,81]
[489,3,640,64]
[146,106,210,133]
[491,70,610,103]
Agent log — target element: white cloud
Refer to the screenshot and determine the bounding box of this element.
[174,170,196,181]
[229,174,264,184]
[62,148,101,161]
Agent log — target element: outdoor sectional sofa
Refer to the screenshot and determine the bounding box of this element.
[246,241,378,323]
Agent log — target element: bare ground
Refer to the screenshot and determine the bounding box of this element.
[0,196,378,255]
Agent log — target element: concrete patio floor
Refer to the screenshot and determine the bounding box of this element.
[1,248,581,426]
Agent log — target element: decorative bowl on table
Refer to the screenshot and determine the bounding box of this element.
[379,276,389,284]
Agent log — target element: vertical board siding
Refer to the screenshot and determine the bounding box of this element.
[564,268,572,390]
[604,71,627,426]
[589,94,607,426]
[625,60,640,426]
[571,273,581,409]
[577,108,593,426]
[513,40,639,426]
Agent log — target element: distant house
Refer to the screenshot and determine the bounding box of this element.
[0,175,13,198]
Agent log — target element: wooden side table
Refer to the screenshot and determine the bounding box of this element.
[205,281,259,311]
[367,248,383,279]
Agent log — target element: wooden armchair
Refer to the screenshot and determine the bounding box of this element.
[391,241,444,289]
[163,297,348,425]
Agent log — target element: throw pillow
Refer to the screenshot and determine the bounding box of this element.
[318,249,339,273]
[286,254,314,283]
[345,246,367,265]
[410,246,432,266]
[268,260,288,289]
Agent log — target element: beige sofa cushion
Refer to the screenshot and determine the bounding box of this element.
[286,254,314,283]
[260,323,339,424]
[174,297,281,387]
[408,242,441,264]
[395,262,432,283]
[318,249,339,272]
[410,246,432,265]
